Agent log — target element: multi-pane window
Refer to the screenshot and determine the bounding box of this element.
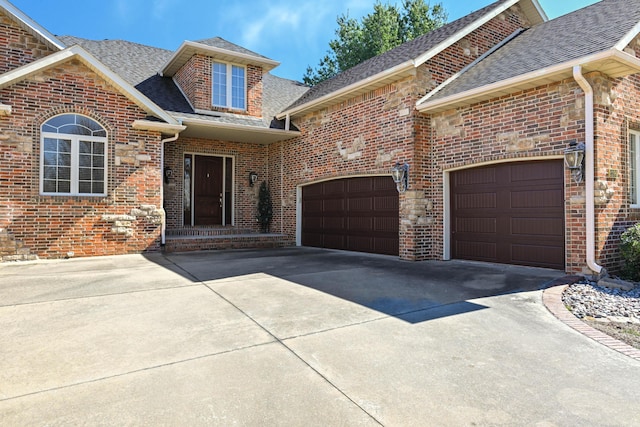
[41,114,107,196]
[631,130,640,207]
[212,61,245,110]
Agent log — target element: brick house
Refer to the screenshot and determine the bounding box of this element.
[1,0,639,275]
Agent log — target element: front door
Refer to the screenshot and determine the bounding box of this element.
[194,155,223,225]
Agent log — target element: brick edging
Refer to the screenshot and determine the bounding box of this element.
[542,282,640,361]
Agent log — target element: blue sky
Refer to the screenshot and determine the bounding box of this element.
[12,0,599,81]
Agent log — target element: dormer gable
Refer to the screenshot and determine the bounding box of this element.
[161,37,279,118]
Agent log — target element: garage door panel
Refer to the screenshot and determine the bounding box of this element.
[511,244,564,269]
[455,193,497,209]
[452,160,565,269]
[455,217,497,234]
[455,241,497,261]
[511,218,564,237]
[302,177,399,256]
[510,189,563,209]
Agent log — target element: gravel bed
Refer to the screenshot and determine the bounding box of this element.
[562,282,640,319]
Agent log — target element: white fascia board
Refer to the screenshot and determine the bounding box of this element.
[416,49,640,112]
[0,0,65,50]
[161,40,280,76]
[132,120,186,134]
[0,46,179,125]
[276,60,414,119]
[413,0,519,67]
[529,0,549,22]
[175,114,300,136]
[615,20,640,52]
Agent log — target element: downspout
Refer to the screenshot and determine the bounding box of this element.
[573,65,603,274]
[160,132,180,246]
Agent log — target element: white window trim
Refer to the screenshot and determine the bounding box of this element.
[40,132,108,197]
[631,129,640,208]
[212,61,246,111]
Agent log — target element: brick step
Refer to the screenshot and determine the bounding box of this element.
[166,227,254,237]
[164,232,293,253]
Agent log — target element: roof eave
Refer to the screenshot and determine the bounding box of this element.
[0,45,180,125]
[416,49,640,113]
[161,40,280,77]
[174,114,301,144]
[0,0,66,51]
[276,60,415,119]
[132,120,186,135]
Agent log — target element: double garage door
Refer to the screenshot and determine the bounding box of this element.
[301,176,399,256]
[450,160,565,270]
[301,161,565,269]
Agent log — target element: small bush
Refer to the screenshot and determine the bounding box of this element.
[620,223,640,282]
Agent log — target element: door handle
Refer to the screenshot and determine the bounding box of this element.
[219,192,223,207]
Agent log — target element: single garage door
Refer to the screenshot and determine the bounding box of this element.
[302,176,399,255]
[451,160,565,269]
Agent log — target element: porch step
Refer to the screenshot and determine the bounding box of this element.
[164,228,293,253]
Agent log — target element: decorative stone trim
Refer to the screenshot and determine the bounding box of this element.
[102,205,164,237]
[0,228,38,262]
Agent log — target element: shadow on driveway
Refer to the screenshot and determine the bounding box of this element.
[149,247,564,324]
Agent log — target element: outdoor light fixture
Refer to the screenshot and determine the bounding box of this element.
[564,142,585,184]
[391,162,409,193]
[249,171,258,186]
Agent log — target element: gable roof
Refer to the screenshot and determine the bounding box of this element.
[0,44,182,128]
[59,35,308,142]
[0,0,65,51]
[418,0,640,112]
[161,37,280,77]
[278,0,546,119]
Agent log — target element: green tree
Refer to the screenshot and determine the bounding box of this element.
[303,0,448,86]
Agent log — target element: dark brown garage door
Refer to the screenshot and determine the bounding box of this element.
[451,160,565,269]
[302,176,399,255]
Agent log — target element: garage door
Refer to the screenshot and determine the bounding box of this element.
[302,176,399,255]
[451,160,565,269]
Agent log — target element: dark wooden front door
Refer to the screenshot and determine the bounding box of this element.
[302,176,399,256]
[451,160,565,269]
[194,156,223,225]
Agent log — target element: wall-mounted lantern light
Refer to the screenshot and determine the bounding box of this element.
[391,162,409,193]
[164,166,173,184]
[564,142,585,184]
[249,171,258,187]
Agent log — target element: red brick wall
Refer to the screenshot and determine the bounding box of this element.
[268,5,531,260]
[0,60,163,259]
[591,72,640,272]
[0,11,56,74]
[163,137,267,232]
[173,54,263,117]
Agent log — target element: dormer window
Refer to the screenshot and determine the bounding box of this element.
[212,61,246,110]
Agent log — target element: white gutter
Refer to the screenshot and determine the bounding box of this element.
[160,132,181,246]
[573,65,602,274]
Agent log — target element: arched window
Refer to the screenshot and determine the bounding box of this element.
[40,114,107,196]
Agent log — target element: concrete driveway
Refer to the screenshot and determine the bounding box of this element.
[1,247,638,426]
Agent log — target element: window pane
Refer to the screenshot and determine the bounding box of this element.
[93,155,104,168]
[79,167,91,180]
[93,182,104,194]
[93,169,104,181]
[58,153,71,167]
[79,154,91,167]
[58,167,71,180]
[58,139,71,153]
[43,180,56,192]
[79,141,92,154]
[44,152,57,167]
[58,180,71,193]
[212,62,227,107]
[231,65,245,109]
[78,181,91,194]
[43,138,58,152]
[43,114,104,136]
[93,142,105,155]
